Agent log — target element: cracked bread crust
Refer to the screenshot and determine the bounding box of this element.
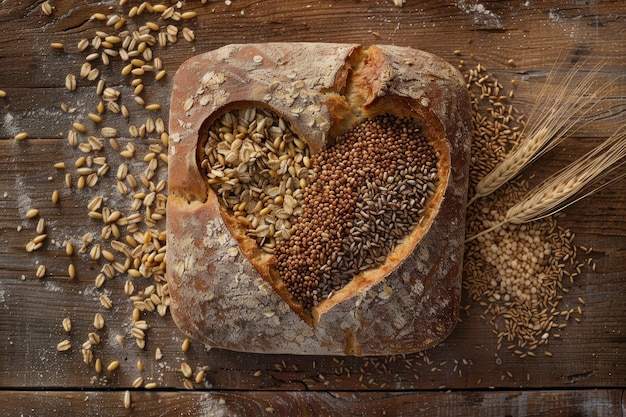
[166,43,471,355]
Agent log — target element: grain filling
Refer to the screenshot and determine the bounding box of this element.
[203,108,439,311]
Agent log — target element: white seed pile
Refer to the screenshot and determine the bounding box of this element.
[19,1,211,398]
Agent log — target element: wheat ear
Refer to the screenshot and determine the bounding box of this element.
[468,60,613,206]
[466,126,626,243]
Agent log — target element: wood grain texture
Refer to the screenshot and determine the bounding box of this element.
[0,390,624,417]
[0,0,625,415]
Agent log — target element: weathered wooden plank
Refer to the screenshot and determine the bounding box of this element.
[0,389,623,417]
[1,264,624,390]
[1,0,624,138]
[0,0,625,400]
[0,0,623,62]
[1,163,625,392]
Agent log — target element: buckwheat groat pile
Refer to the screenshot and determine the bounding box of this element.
[275,115,438,310]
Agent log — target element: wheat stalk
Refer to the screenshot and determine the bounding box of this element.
[466,126,626,243]
[468,60,613,206]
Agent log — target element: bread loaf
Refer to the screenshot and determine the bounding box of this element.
[167,43,471,355]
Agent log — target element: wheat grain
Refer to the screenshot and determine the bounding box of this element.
[62,318,72,333]
[100,294,113,309]
[26,208,39,218]
[88,113,103,123]
[124,390,132,409]
[36,264,46,278]
[180,362,193,378]
[94,358,102,373]
[41,1,53,15]
[65,74,76,91]
[195,370,206,384]
[181,338,190,352]
[56,340,71,352]
[94,312,105,329]
[36,218,46,234]
[131,376,143,388]
[107,360,120,371]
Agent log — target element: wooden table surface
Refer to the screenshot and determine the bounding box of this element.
[1,0,625,415]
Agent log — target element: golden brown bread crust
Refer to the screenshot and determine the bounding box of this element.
[166,43,471,355]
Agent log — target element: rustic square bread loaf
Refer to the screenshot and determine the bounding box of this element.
[166,43,471,355]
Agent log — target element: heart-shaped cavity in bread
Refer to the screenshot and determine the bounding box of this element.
[197,102,447,325]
